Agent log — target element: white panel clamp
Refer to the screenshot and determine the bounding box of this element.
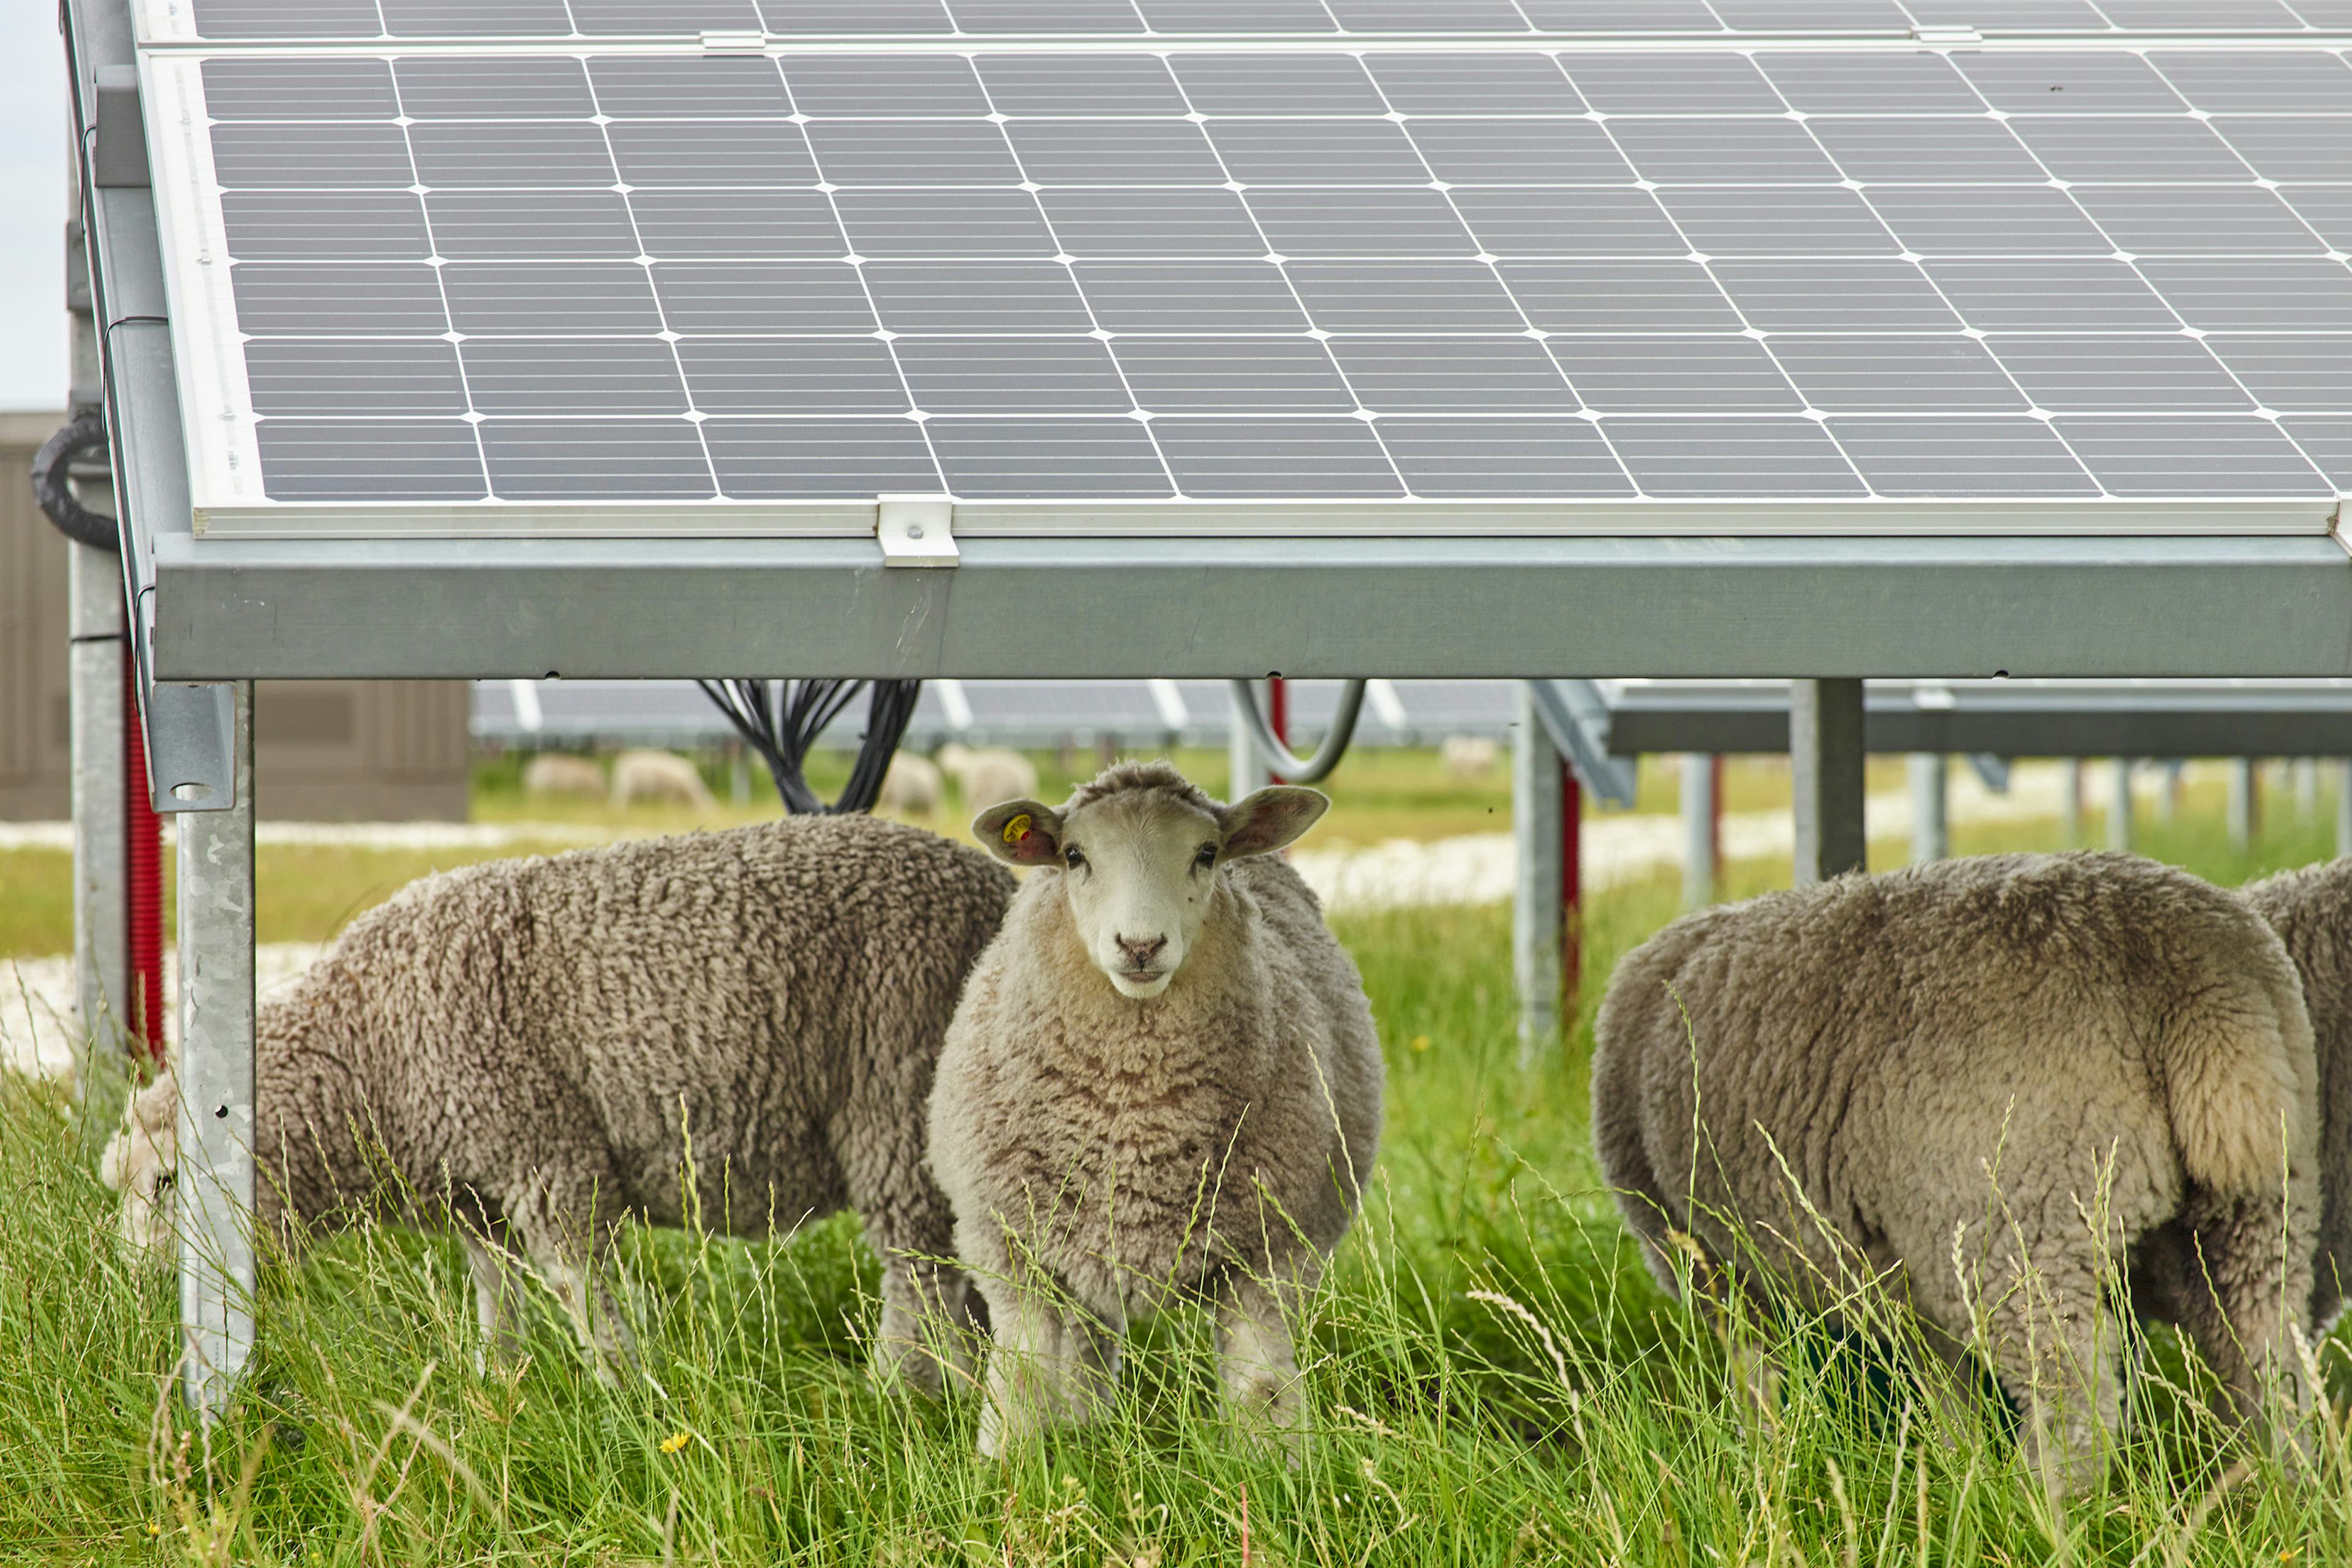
[876,494,959,568]
[699,29,766,53]
[1912,24,1981,42]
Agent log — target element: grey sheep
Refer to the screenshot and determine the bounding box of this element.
[2240,856,2352,1333]
[928,762,1384,1457]
[1593,851,2318,1493]
[102,813,1013,1388]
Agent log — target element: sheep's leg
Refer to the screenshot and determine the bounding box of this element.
[505,1172,638,1383]
[1216,1277,1308,1458]
[1977,1271,2125,1499]
[873,1257,983,1396]
[460,1232,532,1374]
[974,1284,1118,1459]
[2162,1195,2320,1477]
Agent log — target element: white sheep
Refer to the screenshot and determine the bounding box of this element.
[1593,852,2320,1493]
[608,748,714,810]
[521,753,605,801]
[876,752,944,816]
[103,814,1013,1388]
[1439,735,1501,781]
[938,744,1040,812]
[928,761,1384,1456]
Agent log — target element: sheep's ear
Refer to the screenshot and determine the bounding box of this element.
[974,799,1063,867]
[1221,786,1329,859]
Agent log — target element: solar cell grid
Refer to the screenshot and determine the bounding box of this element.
[162,39,2352,519]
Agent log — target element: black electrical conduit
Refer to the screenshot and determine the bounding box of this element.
[1227,679,1368,785]
[696,679,922,815]
[32,409,119,552]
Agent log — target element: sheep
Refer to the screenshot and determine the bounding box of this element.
[1438,734,1500,782]
[938,744,1041,812]
[2239,856,2352,1334]
[102,813,1014,1389]
[928,761,1384,1457]
[609,748,715,810]
[877,752,944,817]
[1592,851,2319,1494]
[522,752,606,801]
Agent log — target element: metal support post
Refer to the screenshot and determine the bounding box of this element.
[1790,678,1866,885]
[2062,759,2085,843]
[2160,761,2183,823]
[1227,682,1262,799]
[2230,758,2259,851]
[2107,758,2135,853]
[179,683,257,1419]
[2297,758,2319,818]
[1515,683,1563,1065]
[69,542,128,1066]
[1680,752,1719,908]
[1908,753,1948,865]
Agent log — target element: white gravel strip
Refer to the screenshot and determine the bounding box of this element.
[0,762,2090,1084]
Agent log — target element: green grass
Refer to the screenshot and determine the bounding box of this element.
[10,824,2352,1563]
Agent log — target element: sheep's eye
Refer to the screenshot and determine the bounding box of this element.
[153,1173,175,1194]
[1063,846,1085,870]
[1194,843,1218,870]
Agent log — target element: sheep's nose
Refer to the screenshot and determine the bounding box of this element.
[1116,934,1168,968]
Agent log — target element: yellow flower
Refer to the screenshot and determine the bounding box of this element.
[1410,1035,1431,1054]
[145,1522,161,1538]
[660,1431,691,1455]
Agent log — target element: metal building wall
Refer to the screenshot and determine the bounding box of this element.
[1,413,470,821]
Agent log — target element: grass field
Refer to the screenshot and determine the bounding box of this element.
[4,755,2351,1562]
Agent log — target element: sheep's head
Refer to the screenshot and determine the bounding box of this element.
[98,1069,179,1263]
[976,762,1327,1000]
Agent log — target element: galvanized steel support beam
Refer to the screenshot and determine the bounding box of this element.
[177,682,255,1420]
[1909,753,1948,865]
[1515,684,1564,1066]
[2108,759,2135,853]
[1791,678,1866,886]
[2340,761,2352,859]
[70,542,129,1066]
[2230,759,2260,851]
[1681,753,1719,908]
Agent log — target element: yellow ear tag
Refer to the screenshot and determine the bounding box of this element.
[1002,813,1033,846]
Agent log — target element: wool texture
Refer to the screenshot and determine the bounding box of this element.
[133,813,1012,1383]
[1594,851,2318,1491]
[2240,856,2352,1332]
[928,763,1382,1450]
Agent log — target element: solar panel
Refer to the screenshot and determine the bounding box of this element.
[135,28,2352,534]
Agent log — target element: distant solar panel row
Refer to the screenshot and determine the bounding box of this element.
[156,43,2352,516]
[160,0,2352,42]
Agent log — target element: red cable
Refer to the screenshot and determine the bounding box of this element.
[1267,676,1287,749]
[123,665,166,1065]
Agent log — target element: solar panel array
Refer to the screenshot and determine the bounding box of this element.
[149,17,2352,519]
[473,677,1517,745]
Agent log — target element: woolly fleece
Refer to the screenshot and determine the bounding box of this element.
[127,813,1012,1385]
[2240,856,2352,1332]
[929,763,1382,1450]
[1594,851,2318,1491]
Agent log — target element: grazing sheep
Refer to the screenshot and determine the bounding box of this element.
[929,761,1383,1457]
[1593,851,2318,1494]
[1439,735,1501,782]
[2239,857,2352,1333]
[102,815,1013,1389]
[609,748,715,810]
[938,744,1041,812]
[521,753,605,801]
[877,752,944,816]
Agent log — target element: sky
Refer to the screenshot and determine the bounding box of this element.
[2,1,68,413]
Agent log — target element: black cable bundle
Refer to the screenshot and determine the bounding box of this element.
[695,679,922,814]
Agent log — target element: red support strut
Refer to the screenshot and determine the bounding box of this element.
[123,666,165,1063]
[1267,676,1287,750]
[1561,761,1582,1016]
